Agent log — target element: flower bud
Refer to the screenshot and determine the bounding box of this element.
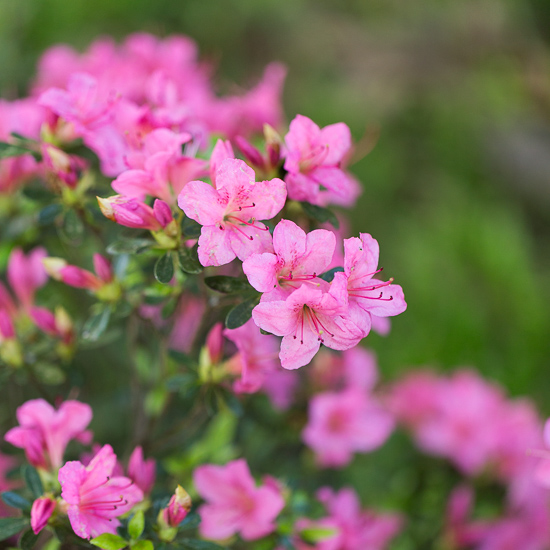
[31,496,56,534]
[153,199,174,228]
[93,254,113,283]
[235,136,266,170]
[157,486,192,541]
[97,196,162,231]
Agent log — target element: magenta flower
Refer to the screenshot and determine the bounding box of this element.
[243,219,335,300]
[5,398,92,470]
[340,233,407,336]
[178,158,286,266]
[31,496,57,534]
[128,446,156,494]
[283,114,360,207]
[302,388,394,467]
[194,459,285,541]
[43,255,111,292]
[159,485,192,528]
[59,444,144,539]
[252,278,363,370]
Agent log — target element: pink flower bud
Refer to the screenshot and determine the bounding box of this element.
[92,254,113,283]
[234,136,266,170]
[60,266,102,290]
[153,199,174,228]
[264,124,282,168]
[30,306,57,334]
[31,496,56,534]
[41,143,86,188]
[205,322,224,364]
[97,196,162,231]
[161,486,191,528]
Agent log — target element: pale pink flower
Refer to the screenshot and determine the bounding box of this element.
[59,444,143,539]
[168,295,206,353]
[243,219,335,301]
[283,114,360,207]
[178,158,286,266]
[252,278,363,370]
[5,398,92,470]
[127,446,156,494]
[31,496,56,534]
[194,458,285,541]
[209,139,234,187]
[303,388,394,467]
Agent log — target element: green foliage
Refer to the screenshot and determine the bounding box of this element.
[90,533,128,550]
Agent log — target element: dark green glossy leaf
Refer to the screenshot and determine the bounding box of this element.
[168,349,196,368]
[178,246,202,275]
[225,295,260,329]
[204,276,251,294]
[21,184,54,202]
[181,217,202,238]
[82,307,111,342]
[155,253,175,284]
[0,518,29,541]
[37,204,63,226]
[19,529,39,550]
[22,466,43,499]
[300,201,339,229]
[1,492,30,510]
[178,512,200,531]
[90,533,128,550]
[318,266,344,282]
[107,239,154,255]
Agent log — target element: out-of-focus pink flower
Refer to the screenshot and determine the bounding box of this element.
[0,310,16,340]
[128,446,156,495]
[302,388,394,467]
[31,496,57,534]
[5,398,92,470]
[178,158,286,266]
[29,306,74,345]
[284,114,360,207]
[7,247,48,311]
[59,444,143,539]
[314,487,402,550]
[243,219,335,301]
[168,295,206,353]
[41,143,87,188]
[159,485,192,528]
[194,458,285,541]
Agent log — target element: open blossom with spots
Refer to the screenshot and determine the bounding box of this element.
[252,277,363,370]
[59,444,144,539]
[302,388,394,467]
[5,398,92,471]
[178,158,286,266]
[337,233,406,336]
[243,219,335,301]
[283,114,360,207]
[194,458,285,541]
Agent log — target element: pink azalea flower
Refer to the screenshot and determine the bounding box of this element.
[6,247,48,312]
[252,277,363,370]
[97,195,163,231]
[31,496,57,534]
[209,139,234,187]
[194,458,285,541]
[243,219,335,301]
[302,388,394,467]
[315,487,402,550]
[178,158,286,266]
[59,444,144,539]
[5,398,92,470]
[283,114,360,207]
[127,446,156,494]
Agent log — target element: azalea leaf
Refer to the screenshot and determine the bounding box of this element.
[131,541,153,550]
[59,209,84,243]
[178,246,202,274]
[19,529,39,550]
[37,204,63,226]
[107,239,154,255]
[82,307,111,342]
[22,465,43,499]
[300,201,339,229]
[90,533,128,550]
[155,253,175,284]
[180,539,226,550]
[204,276,251,294]
[318,266,344,282]
[181,217,202,238]
[0,518,29,541]
[178,512,201,531]
[0,141,31,159]
[1,492,30,510]
[225,295,260,329]
[128,510,144,540]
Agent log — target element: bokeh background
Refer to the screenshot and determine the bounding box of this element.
[0,0,549,546]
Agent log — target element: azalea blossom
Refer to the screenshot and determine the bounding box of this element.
[59,444,143,539]
[128,446,156,494]
[178,158,286,266]
[194,458,285,541]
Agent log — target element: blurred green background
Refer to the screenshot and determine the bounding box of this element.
[1,0,549,402]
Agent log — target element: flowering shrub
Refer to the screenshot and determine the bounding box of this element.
[0,32,548,550]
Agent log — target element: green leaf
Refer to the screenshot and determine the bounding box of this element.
[204,276,251,294]
[90,533,128,550]
[128,511,144,540]
[300,201,339,229]
[318,266,344,282]
[19,529,39,550]
[180,539,225,550]
[0,141,31,159]
[167,349,196,368]
[166,373,197,392]
[21,184,54,202]
[34,363,66,385]
[60,209,84,242]
[131,541,153,550]
[37,204,63,226]
[178,512,201,531]
[181,217,202,238]
[82,307,111,342]
[299,526,338,544]
[178,246,202,275]
[225,295,260,329]
[1,492,30,510]
[155,253,175,284]
[22,466,43,499]
[107,239,154,255]
[161,298,178,320]
[0,518,29,541]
